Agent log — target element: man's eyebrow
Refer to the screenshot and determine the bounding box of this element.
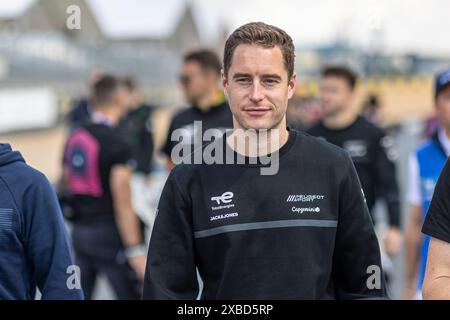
[232,73,252,79]
[261,74,282,80]
[232,73,283,80]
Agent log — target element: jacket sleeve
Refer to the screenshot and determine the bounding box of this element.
[332,155,388,299]
[143,169,199,299]
[22,172,84,300]
[372,133,401,228]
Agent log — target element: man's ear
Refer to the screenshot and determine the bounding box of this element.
[435,96,441,111]
[221,69,228,87]
[221,69,229,99]
[113,89,121,106]
[288,72,297,99]
[209,70,219,86]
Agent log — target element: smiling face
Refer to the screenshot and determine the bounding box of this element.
[222,44,296,131]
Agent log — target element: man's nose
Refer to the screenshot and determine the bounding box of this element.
[249,82,264,102]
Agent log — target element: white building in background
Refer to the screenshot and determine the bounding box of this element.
[0,0,104,44]
[0,0,227,132]
[0,87,58,133]
[0,0,204,51]
[0,0,220,87]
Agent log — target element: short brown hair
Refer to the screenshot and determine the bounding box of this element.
[223,22,295,80]
[321,65,358,90]
[93,74,122,107]
[184,49,222,76]
[122,76,137,92]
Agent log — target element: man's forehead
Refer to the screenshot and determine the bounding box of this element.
[320,76,350,86]
[183,60,202,70]
[229,44,286,75]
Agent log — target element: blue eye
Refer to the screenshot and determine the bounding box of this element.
[264,79,278,86]
[236,78,251,85]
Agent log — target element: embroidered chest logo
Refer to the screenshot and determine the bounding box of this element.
[210,192,238,222]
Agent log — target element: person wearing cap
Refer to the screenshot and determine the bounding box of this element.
[404,69,450,299]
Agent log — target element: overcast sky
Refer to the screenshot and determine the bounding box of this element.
[1,0,450,56]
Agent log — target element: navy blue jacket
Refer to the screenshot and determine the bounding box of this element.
[0,143,83,299]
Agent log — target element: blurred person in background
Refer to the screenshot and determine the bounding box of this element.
[119,76,155,178]
[0,143,83,300]
[66,69,103,131]
[423,115,440,140]
[361,93,401,144]
[161,49,233,170]
[61,75,146,299]
[362,93,382,125]
[307,66,402,287]
[117,76,157,233]
[404,68,450,299]
[286,95,322,131]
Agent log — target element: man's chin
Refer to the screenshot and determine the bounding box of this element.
[322,107,341,118]
[238,120,280,131]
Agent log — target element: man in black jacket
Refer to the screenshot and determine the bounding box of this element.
[161,49,233,170]
[307,66,402,261]
[143,22,386,300]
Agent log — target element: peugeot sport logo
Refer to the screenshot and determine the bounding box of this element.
[211,192,234,205]
[286,194,325,202]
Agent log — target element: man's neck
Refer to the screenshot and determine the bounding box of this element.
[195,89,223,111]
[92,107,120,126]
[444,127,450,140]
[322,107,357,129]
[227,125,289,158]
[436,127,450,157]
